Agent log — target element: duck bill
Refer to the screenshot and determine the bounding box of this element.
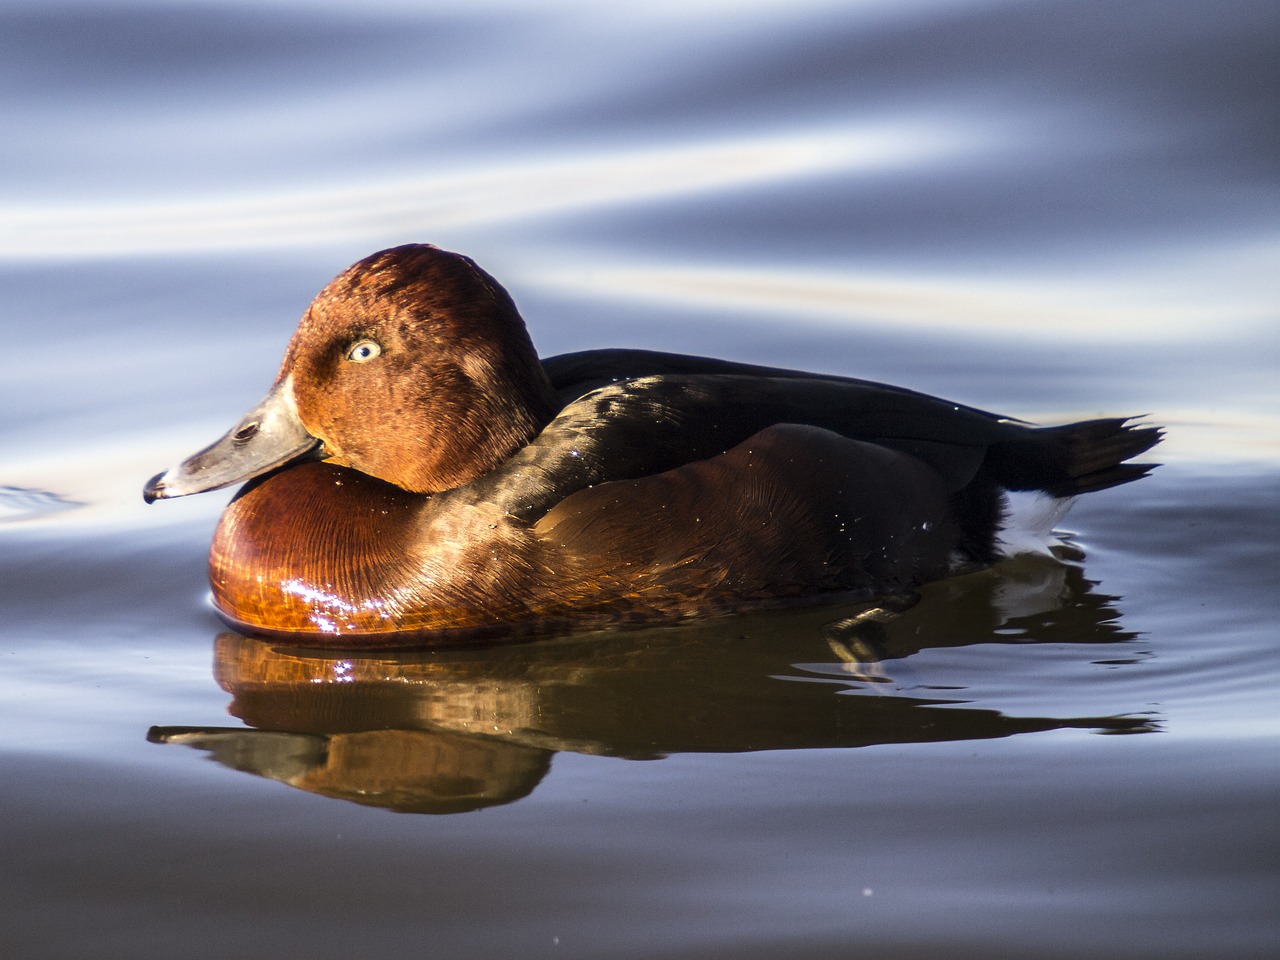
[143,375,323,503]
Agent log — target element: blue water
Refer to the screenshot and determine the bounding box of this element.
[2,2,1278,958]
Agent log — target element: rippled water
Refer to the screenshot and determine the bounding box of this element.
[2,2,1277,958]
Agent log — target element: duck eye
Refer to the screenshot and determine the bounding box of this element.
[345,339,381,363]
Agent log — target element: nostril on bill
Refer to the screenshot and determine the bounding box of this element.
[233,421,260,444]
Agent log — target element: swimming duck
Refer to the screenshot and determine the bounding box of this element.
[144,244,1161,646]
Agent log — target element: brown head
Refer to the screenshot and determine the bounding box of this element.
[286,245,559,492]
[144,244,561,500]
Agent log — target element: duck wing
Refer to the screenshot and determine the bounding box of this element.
[543,347,1002,417]
[465,368,1160,532]
[545,348,1161,494]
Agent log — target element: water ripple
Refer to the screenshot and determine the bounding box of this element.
[0,486,80,523]
[0,121,987,260]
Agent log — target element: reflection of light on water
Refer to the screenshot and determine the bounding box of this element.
[234,0,944,14]
[0,430,230,532]
[0,121,984,259]
[521,240,1280,341]
[0,486,80,523]
[1135,410,1280,467]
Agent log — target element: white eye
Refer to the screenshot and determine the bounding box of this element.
[345,339,381,363]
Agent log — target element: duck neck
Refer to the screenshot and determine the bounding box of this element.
[462,369,561,486]
[427,362,560,492]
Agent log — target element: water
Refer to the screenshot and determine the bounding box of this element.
[2,1,1277,958]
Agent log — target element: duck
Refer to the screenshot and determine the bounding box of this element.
[144,243,1161,647]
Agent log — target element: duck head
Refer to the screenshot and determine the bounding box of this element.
[144,244,561,502]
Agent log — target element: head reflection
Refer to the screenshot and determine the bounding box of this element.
[150,555,1157,814]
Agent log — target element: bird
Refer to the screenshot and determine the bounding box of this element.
[144,243,1161,647]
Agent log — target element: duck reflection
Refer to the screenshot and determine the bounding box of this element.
[149,554,1157,814]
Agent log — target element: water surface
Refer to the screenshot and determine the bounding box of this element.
[2,2,1277,958]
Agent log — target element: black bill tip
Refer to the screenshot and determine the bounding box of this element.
[143,471,168,503]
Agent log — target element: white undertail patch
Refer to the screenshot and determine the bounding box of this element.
[994,489,1077,558]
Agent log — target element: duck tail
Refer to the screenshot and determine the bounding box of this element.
[952,417,1162,564]
[993,417,1164,498]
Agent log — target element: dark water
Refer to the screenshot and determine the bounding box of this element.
[2,2,1277,958]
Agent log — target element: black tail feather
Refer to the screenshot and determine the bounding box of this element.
[989,418,1163,498]
[1048,418,1163,496]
